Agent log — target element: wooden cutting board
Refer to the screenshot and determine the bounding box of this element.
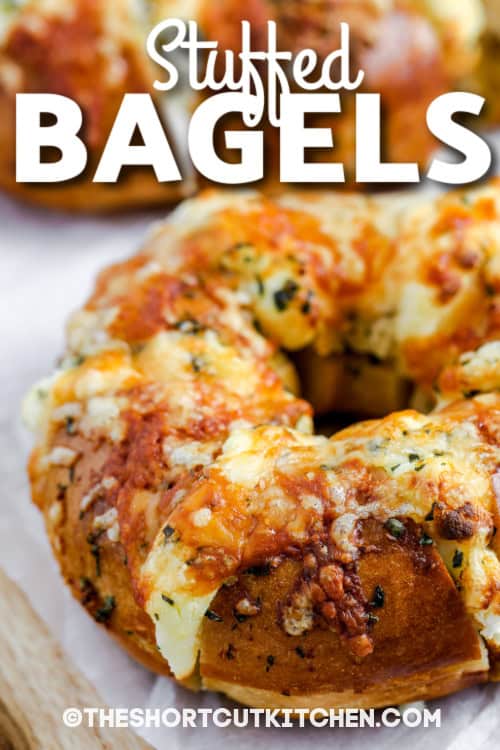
[0,567,153,749]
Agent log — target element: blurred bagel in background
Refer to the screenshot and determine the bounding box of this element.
[469,0,500,125]
[0,0,493,211]
[0,0,188,212]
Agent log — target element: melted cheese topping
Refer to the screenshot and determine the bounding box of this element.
[142,543,217,678]
[25,183,500,680]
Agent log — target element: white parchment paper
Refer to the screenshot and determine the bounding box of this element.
[1,155,499,749]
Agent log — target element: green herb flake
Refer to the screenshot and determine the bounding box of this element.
[205,609,223,623]
[371,585,385,608]
[464,389,481,399]
[94,596,116,624]
[420,533,434,546]
[163,525,176,541]
[425,503,436,522]
[87,532,102,577]
[384,518,405,539]
[233,610,248,623]
[265,654,275,672]
[65,416,76,436]
[175,318,204,335]
[191,356,204,373]
[452,549,464,569]
[274,280,299,312]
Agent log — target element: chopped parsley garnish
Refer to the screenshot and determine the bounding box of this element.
[87,532,102,577]
[274,280,299,311]
[94,596,116,624]
[420,533,434,546]
[163,525,176,541]
[384,518,405,539]
[79,577,97,607]
[266,655,275,671]
[371,585,385,608]
[425,503,436,522]
[233,611,248,623]
[464,389,481,399]
[452,549,464,569]
[175,318,204,334]
[191,356,204,373]
[205,609,223,623]
[65,416,76,436]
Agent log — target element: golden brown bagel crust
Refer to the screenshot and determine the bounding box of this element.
[0,0,185,212]
[26,183,500,708]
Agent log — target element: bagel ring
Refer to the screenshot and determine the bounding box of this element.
[24,180,500,708]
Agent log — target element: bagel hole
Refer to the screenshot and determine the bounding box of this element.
[291,347,416,436]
